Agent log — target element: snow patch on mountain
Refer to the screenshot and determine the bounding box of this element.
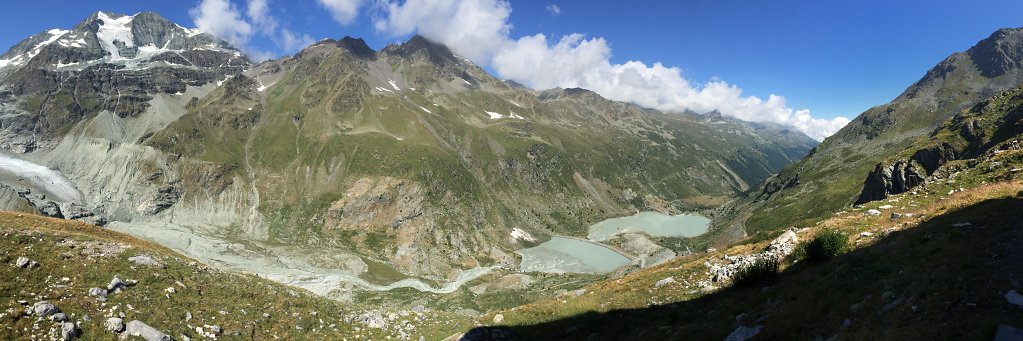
[96,11,136,60]
[0,29,70,68]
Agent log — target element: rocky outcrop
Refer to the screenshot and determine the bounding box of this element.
[323,177,425,230]
[856,159,926,204]
[7,185,108,225]
[706,230,798,283]
[135,185,180,215]
[967,28,1023,78]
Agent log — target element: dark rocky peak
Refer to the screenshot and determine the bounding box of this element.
[383,35,461,66]
[967,27,1023,78]
[335,36,376,59]
[898,27,1023,104]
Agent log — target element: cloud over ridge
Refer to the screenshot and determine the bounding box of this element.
[192,0,851,140]
[370,0,849,140]
[191,0,314,61]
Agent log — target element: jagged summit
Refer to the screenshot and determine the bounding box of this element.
[382,34,463,66]
[335,36,376,59]
[313,36,377,59]
[967,27,1023,78]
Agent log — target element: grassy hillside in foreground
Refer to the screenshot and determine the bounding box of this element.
[462,150,1023,340]
[0,214,474,340]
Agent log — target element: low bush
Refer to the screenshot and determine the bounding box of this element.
[731,257,779,287]
[797,230,848,262]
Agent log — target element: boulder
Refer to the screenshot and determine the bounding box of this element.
[32,301,58,317]
[60,322,79,340]
[50,312,68,322]
[492,314,504,324]
[15,256,30,268]
[88,287,107,297]
[655,277,675,288]
[128,255,165,268]
[125,320,172,341]
[724,325,763,341]
[108,277,126,292]
[866,209,881,216]
[105,317,126,333]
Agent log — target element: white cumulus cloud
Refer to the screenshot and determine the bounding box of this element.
[373,0,511,62]
[317,0,366,25]
[371,0,850,140]
[190,0,253,48]
[190,0,317,60]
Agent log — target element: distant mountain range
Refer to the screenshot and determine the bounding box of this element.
[0,12,815,285]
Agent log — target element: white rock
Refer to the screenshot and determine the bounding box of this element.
[860,232,873,237]
[866,209,882,216]
[15,257,30,268]
[105,317,125,333]
[128,255,164,268]
[655,276,675,288]
[125,320,172,341]
[492,314,504,324]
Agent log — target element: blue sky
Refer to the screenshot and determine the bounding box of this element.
[1,0,1021,139]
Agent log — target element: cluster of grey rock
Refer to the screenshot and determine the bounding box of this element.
[87,276,136,302]
[705,230,798,284]
[28,301,79,340]
[13,186,108,226]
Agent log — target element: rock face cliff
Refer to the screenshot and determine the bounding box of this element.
[0,12,816,284]
[856,160,926,204]
[856,84,1023,204]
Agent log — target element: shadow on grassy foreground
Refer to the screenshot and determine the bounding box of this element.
[464,197,1023,340]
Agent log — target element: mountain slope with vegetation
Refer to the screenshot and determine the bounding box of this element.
[0,11,817,293]
[726,27,1023,241]
[0,212,473,340]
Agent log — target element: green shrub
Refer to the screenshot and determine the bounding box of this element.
[798,230,848,262]
[732,257,779,287]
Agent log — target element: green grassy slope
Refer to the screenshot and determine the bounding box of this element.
[0,213,473,340]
